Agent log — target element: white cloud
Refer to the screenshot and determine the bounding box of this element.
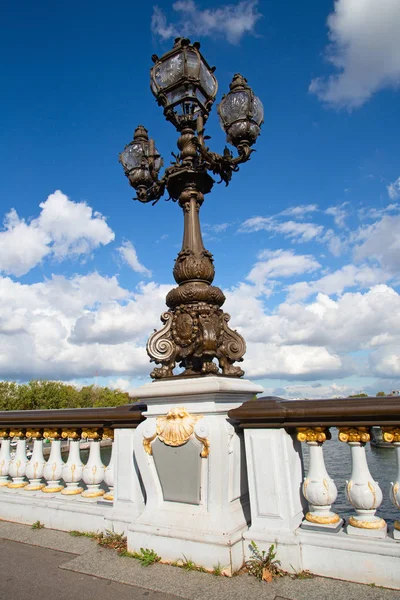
[387,176,400,200]
[369,344,400,377]
[310,0,400,108]
[325,202,350,228]
[0,273,169,381]
[280,204,319,218]
[118,241,151,276]
[246,249,320,287]
[239,217,324,243]
[151,0,262,44]
[286,264,389,302]
[353,214,400,273]
[0,191,114,277]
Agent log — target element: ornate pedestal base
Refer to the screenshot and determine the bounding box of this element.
[128,376,262,574]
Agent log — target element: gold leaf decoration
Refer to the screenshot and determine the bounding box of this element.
[43,429,60,439]
[156,407,200,447]
[26,429,43,439]
[338,427,370,443]
[381,427,400,443]
[102,428,114,440]
[297,427,330,443]
[81,428,100,440]
[143,407,210,457]
[61,428,80,440]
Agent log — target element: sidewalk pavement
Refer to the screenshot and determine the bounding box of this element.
[0,521,398,600]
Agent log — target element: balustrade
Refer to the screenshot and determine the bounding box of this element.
[229,395,400,542]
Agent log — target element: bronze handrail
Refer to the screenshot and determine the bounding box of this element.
[228,396,400,429]
[0,403,147,430]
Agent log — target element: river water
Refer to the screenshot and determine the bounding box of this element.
[81,435,399,524]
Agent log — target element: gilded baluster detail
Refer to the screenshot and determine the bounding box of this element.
[297,427,342,530]
[25,435,46,491]
[382,427,400,538]
[82,429,105,498]
[0,432,11,487]
[8,435,29,488]
[61,429,84,496]
[338,427,386,535]
[42,435,64,493]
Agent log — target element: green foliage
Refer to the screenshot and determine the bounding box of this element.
[69,530,99,538]
[212,562,223,576]
[31,520,44,529]
[0,380,130,411]
[245,541,282,582]
[376,391,386,396]
[348,393,369,398]
[129,547,161,566]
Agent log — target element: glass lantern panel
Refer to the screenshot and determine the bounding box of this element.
[219,90,250,126]
[185,50,199,78]
[251,95,264,125]
[150,77,158,95]
[166,86,189,105]
[195,88,207,107]
[154,53,184,89]
[200,61,217,98]
[120,142,147,170]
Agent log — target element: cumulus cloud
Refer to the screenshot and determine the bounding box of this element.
[0,273,170,381]
[353,214,400,273]
[387,176,400,200]
[310,0,400,108]
[239,217,324,243]
[0,191,114,277]
[247,249,320,288]
[151,0,262,44]
[286,264,389,302]
[118,241,151,276]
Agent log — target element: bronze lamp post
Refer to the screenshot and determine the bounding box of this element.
[119,37,263,380]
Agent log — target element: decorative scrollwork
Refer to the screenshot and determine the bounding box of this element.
[147,312,175,363]
[338,427,371,443]
[220,313,246,361]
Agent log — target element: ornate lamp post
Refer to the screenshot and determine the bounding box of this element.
[120,37,263,380]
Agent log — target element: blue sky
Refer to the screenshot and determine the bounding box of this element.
[1,0,399,398]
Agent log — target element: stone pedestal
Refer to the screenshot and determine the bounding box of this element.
[242,428,305,570]
[127,376,262,574]
[107,429,145,534]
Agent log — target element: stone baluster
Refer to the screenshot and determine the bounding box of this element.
[42,430,64,493]
[25,430,46,491]
[0,431,11,487]
[103,428,114,501]
[8,430,28,488]
[81,428,105,498]
[339,427,386,537]
[382,427,400,540]
[61,429,84,495]
[297,427,343,532]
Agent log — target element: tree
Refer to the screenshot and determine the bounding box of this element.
[0,380,131,410]
[348,393,369,398]
[376,391,386,396]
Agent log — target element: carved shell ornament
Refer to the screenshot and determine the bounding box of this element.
[143,406,210,457]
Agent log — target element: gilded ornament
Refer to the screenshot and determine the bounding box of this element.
[338,427,371,443]
[305,512,340,525]
[102,428,114,440]
[9,429,25,439]
[81,428,101,440]
[157,407,201,447]
[8,481,28,489]
[143,407,210,457]
[0,430,9,438]
[394,520,400,531]
[26,429,43,439]
[103,491,114,501]
[348,516,386,529]
[42,485,64,493]
[61,429,80,440]
[43,429,60,440]
[297,427,330,443]
[381,427,400,443]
